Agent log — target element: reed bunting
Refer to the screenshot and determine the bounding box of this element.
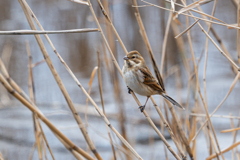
[122,50,184,112]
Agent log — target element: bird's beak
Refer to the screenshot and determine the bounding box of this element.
[123,56,129,60]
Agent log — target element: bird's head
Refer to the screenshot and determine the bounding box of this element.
[123,50,145,68]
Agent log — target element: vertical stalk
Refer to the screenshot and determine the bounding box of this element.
[26,41,43,160]
[97,51,117,160]
[19,1,102,159]
[132,0,165,91]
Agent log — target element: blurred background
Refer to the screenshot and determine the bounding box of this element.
[0,0,240,159]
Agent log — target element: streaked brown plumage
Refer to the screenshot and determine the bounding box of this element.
[122,50,184,112]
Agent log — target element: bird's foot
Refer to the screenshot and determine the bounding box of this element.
[139,105,145,112]
[127,87,133,94]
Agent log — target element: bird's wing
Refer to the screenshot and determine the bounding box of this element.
[139,67,164,92]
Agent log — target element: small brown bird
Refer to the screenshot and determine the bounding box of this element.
[122,50,184,112]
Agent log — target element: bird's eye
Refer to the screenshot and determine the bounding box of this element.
[132,56,135,58]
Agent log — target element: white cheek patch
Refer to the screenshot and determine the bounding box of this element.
[129,61,135,66]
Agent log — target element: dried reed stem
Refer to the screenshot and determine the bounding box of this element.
[232,117,240,160]
[54,134,84,160]
[155,12,193,158]
[97,51,117,160]
[206,141,240,160]
[0,28,99,35]
[0,43,12,100]
[130,92,181,160]
[0,73,94,160]
[189,115,197,159]
[0,57,29,102]
[31,59,45,68]
[0,43,12,72]
[19,1,102,159]
[221,127,240,133]
[170,20,191,74]
[160,12,172,74]
[231,118,237,160]
[192,72,240,140]
[28,142,37,160]
[206,126,219,158]
[176,0,213,15]
[100,7,130,154]
[36,119,55,160]
[85,66,98,126]
[41,138,47,160]
[232,0,238,6]
[150,97,185,159]
[68,0,89,6]
[135,2,224,25]
[190,114,240,119]
[26,41,43,160]
[132,0,165,91]
[27,83,55,160]
[142,1,224,25]
[202,0,218,133]
[175,19,199,39]
[202,1,218,157]
[26,41,35,103]
[87,0,123,75]
[0,152,3,160]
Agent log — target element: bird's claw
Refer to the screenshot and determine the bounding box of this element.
[127,87,132,94]
[139,105,145,112]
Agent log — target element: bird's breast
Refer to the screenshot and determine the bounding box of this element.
[123,69,155,96]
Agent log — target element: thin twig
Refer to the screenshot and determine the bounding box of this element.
[206,141,240,160]
[175,19,200,39]
[37,119,55,160]
[0,28,99,35]
[31,59,45,68]
[221,127,240,133]
[26,41,43,160]
[190,113,240,119]
[85,66,98,127]
[68,0,89,6]
[54,133,84,160]
[97,51,117,160]
[28,142,37,160]
[160,11,172,74]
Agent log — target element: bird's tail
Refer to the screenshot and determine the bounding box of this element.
[162,94,185,110]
